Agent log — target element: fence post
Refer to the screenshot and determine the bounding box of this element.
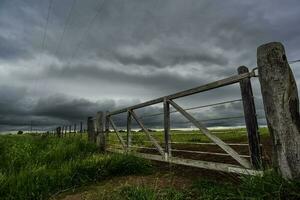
[74,124,77,135]
[163,98,171,160]
[238,66,262,169]
[64,125,67,137]
[127,110,132,151]
[61,126,64,137]
[96,111,106,151]
[87,117,95,143]
[56,126,61,138]
[257,42,300,179]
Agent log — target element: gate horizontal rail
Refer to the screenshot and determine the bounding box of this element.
[108,71,255,116]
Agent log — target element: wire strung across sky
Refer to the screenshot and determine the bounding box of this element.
[53,0,78,57]
[32,0,54,95]
[289,60,300,64]
[139,99,243,119]
[68,0,107,64]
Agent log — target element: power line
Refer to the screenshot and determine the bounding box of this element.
[68,0,107,64]
[54,0,77,56]
[32,0,54,95]
[140,99,242,119]
[41,0,54,55]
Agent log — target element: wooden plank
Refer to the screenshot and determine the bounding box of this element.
[163,98,171,158]
[127,111,132,150]
[168,99,251,169]
[120,145,251,158]
[109,118,126,149]
[107,149,262,175]
[238,66,262,169]
[108,72,254,116]
[109,140,254,146]
[130,110,165,156]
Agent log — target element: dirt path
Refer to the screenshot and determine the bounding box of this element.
[53,161,238,200]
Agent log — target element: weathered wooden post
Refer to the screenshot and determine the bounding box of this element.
[127,110,132,151]
[238,66,262,169]
[74,124,77,136]
[80,122,83,133]
[87,117,95,143]
[56,126,61,138]
[257,42,300,179]
[163,98,171,160]
[96,111,106,151]
[69,125,71,137]
[64,125,67,137]
[61,126,64,137]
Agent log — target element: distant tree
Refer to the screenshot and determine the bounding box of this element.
[17,130,23,135]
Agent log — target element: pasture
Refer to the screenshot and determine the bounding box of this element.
[1,129,299,199]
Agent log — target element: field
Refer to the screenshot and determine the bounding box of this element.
[0,134,151,200]
[0,129,299,200]
[108,128,272,166]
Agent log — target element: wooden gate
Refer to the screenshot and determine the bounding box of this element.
[95,66,263,175]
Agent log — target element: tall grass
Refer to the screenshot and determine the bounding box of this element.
[96,171,300,200]
[0,134,152,200]
[190,171,300,199]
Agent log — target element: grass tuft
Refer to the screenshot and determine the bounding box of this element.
[0,134,152,200]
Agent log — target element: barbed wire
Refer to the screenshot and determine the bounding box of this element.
[289,60,300,64]
[137,99,242,119]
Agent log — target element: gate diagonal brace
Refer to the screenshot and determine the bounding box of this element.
[129,110,165,156]
[168,99,251,169]
[109,118,127,150]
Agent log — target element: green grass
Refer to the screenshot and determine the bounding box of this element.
[95,171,300,200]
[0,134,152,200]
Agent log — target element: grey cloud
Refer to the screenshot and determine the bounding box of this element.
[113,48,228,68]
[0,0,299,131]
[0,35,31,60]
[32,94,116,120]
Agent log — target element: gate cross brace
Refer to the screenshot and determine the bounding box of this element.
[130,110,165,156]
[109,118,127,150]
[168,99,251,169]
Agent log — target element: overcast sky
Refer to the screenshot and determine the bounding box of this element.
[1,0,300,131]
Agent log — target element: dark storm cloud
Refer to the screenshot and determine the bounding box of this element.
[32,94,116,120]
[113,47,229,68]
[0,0,300,131]
[0,86,136,131]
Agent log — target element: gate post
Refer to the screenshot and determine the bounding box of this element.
[257,42,300,179]
[238,66,262,169]
[163,98,171,160]
[96,111,106,152]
